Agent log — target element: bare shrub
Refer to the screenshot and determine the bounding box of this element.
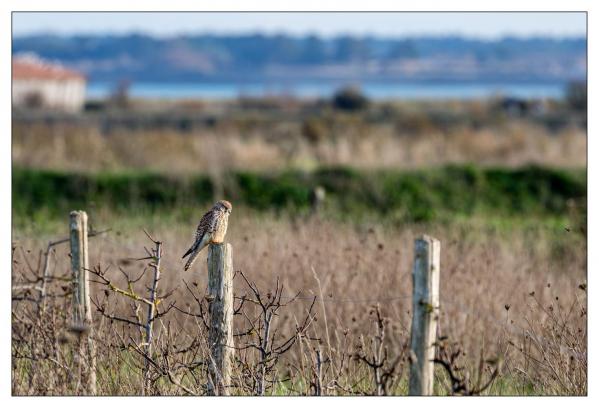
[507,286,587,395]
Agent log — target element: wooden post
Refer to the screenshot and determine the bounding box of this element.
[39,229,109,315]
[69,210,97,395]
[310,186,326,215]
[206,243,234,396]
[409,235,440,396]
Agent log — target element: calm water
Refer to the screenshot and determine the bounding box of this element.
[87,81,567,101]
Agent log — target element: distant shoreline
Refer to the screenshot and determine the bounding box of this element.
[85,80,570,101]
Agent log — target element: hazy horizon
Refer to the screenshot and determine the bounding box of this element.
[12,12,586,39]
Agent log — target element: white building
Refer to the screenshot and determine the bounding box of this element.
[12,55,86,112]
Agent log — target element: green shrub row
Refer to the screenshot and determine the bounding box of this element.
[13,165,586,222]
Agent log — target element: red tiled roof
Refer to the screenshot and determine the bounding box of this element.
[12,58,85,81]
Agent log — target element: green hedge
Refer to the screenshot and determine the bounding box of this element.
[12,165,586,222]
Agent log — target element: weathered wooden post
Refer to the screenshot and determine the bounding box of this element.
[69,210,97,395]
[207,242,234,396]
[310,185,326,215]
[409,235,440,396]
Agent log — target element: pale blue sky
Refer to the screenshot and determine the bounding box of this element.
[12,12,586,38]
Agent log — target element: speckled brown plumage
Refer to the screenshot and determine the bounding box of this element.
[182,200,232,271]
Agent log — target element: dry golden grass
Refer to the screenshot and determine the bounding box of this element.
[12,116,586,174]
[12,214,587,395]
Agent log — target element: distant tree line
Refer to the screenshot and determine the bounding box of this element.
[12,33,586,83]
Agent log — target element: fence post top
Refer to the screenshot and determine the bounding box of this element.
[69,210,88,221]
[416,234,439,244]
[70,211,88,231]
[70,210,87,215]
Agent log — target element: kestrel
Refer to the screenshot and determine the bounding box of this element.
[182,200,232,271]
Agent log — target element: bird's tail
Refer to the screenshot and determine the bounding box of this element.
[184,249,201,271]
[182,245,195,259]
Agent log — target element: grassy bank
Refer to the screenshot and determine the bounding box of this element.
[13,165,586,227]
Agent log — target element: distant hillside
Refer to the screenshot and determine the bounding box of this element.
[12,34,586,83]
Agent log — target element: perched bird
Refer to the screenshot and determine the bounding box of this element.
[182,200,232,271]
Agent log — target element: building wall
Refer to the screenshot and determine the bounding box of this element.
[12,78,86,112]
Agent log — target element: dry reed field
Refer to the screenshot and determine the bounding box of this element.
[11,213,587,395]
[12,99,586,174]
